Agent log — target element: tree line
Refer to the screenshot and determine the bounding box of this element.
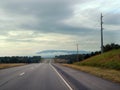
[55,43,120,64]
[0,56,41,63]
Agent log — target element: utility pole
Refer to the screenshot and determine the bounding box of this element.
[76,44,79,62]
[101,13,104,54]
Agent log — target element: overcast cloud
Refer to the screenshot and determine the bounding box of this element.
[0,0,120,56]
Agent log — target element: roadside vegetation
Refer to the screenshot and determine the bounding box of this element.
[63,49,120,83]
[63,64,120,83]
[55,43,120,83]
[75,49,120,70]
[0,56,41,69]
[55,43,120,64]
[0,56,41,63]
[0,63,25,69]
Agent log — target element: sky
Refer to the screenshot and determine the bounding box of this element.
[0,0,120,56]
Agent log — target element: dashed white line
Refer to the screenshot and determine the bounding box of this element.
[50,64,73,90]
[19,72,25,76]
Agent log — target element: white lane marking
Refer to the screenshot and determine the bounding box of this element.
[50,64,73,90]
[19,72,25,76]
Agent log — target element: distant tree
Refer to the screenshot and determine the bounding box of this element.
[55,43,120,64]
[103,43,120,52]
[0,56,41,63]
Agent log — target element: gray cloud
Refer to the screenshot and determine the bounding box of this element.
[0,0,120,56]
[104,13,120,25]
[0,0,90,35]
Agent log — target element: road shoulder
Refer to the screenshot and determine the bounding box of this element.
[53,63,120,90]
[62,64,120,83]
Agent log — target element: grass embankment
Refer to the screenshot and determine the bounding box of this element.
[63,49,120,83]
[0,64,25,69]
[75,49,120,70]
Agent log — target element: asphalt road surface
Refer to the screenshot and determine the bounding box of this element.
[0,61,120,90]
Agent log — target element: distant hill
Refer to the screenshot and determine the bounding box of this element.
[75,49,120,70]
[37,50,89,58]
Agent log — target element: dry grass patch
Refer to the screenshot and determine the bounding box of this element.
[62,64,120,83]
[0,63,25,69]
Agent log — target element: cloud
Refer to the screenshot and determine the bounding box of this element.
[0,0,120,56]
[0,0,89,34]
[1,0,119,34]
[104,13,120,25]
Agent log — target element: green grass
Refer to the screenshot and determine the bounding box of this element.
[75,49,120,70]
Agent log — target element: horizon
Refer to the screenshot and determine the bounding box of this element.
[37,49,90,58]
[0,49,90,57]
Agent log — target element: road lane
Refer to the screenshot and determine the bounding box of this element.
[0,63,69,90]
[1,62,120,90]
[0,64,41,87]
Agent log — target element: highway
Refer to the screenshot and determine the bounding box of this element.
[0,61,120,90]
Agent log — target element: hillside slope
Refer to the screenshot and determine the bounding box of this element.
[75,49,120,70]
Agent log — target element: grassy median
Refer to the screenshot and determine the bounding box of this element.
[0,63,25,69]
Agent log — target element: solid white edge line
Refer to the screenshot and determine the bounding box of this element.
[50,63,73,90]
[19,72,25,76]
